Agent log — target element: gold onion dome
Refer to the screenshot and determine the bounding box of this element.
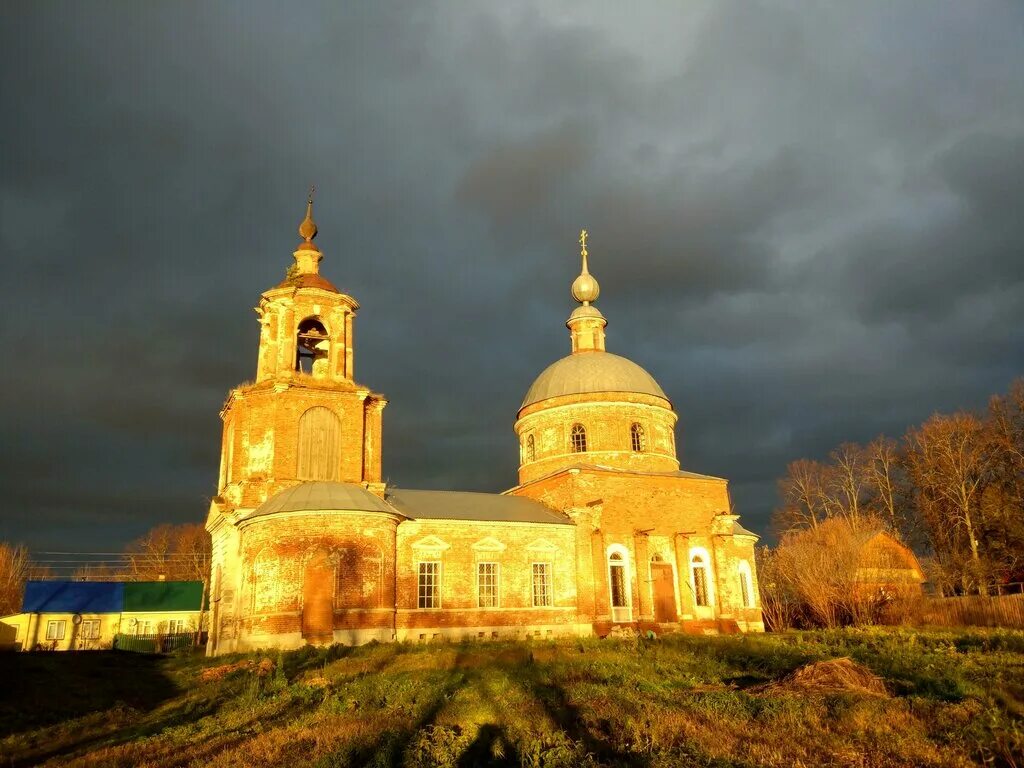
[571,229,600,304]
[298,186,318,243]
[518,229,670,410]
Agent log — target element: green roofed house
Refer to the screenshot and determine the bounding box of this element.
[0,580,205,652]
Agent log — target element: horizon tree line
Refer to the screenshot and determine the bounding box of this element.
[771,378,1024,598]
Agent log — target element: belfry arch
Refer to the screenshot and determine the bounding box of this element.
[296,317,330,376]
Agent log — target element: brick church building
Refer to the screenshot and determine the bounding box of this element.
[205,196,763,655]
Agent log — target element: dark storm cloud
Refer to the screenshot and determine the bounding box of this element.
[2,1,1023,549]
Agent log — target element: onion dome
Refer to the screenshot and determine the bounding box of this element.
[571,229,600,304]
[519,229,670,409]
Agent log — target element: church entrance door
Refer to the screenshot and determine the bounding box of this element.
[651,563,677,623]
[302,549,335,644]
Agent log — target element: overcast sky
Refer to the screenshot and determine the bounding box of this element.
[2,1,1023,551]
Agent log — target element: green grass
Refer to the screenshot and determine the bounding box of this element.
[1,628,1022,767]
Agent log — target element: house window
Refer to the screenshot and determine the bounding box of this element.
[418,562,441,609]
[81,619,101,640]
[477,562,499,608]
[168,619,186,634]
[630,423,645,452]
[532,563,552,607]
[738,561,754,608]
[570,424,587,453]
[691,554,710,607]
[136,620,153,636]
[525,434,536,463]
[45,620,66,641]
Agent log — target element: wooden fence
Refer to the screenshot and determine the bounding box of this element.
[917,593,1024,629]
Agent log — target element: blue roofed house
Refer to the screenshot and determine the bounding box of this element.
[0,581,205,651]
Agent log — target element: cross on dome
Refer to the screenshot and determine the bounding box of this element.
[571,228,600,305]
[298,185,317,242]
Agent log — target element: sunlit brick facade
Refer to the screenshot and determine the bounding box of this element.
[205,207,762,656]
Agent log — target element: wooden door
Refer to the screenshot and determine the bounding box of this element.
[651,563,677,623]
[302,549,335,643]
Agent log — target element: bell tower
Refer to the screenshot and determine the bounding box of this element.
[214,190,388,512]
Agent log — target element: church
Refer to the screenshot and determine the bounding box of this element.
[205,196,764,655]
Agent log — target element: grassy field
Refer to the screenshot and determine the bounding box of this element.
[1,628,1022,768]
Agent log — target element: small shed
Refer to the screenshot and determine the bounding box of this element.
[855,531,925,596]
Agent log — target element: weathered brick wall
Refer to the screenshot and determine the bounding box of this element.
[219,383,386,508]
[511,468,763,629]
[255,286,358,385]
[514,392,679,484]
[234,512,400,639]
[394,519,580,631]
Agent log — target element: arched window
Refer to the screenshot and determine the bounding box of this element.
[607,545,632,622]
[630,423,645,452]
[690,551,712,608]
[570,423,587,453]
[297,406,342,481]
[296,317,330,377]
[738,561,754,608]
[525,434,536,463]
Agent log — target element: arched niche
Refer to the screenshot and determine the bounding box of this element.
[297,406,341,481]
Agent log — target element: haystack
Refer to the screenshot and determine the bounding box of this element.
[759,657,888,697]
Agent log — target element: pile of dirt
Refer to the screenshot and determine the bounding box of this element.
[199,657,276,682]
[758,658,889,697]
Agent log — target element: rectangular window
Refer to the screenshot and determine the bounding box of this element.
[136,620,153,636]
[693,567,709,607]
[45,620,66,641]
[532,563,552,607]
[168,619,185,634]
[477,562,499,608]
[418,562,440,609]
[81,619,101,639]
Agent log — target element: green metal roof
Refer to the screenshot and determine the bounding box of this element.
[122,581,204,612]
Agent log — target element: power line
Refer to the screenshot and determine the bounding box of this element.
[34,551,210,556]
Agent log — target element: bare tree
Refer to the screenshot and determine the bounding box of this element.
[865,436,905,532]
[755,546,797,631]
[904,412,990,595]
[823,443,871,527]
[773,459,830,533]
[125,523,210,583]
[772,519,864,627]
[0,543,30,615]
[982,381,1024,585]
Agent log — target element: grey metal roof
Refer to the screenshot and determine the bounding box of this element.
[386,489,571,525]
[521,351,669,409]
[732,521,760,538]
[244,482,399,521]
